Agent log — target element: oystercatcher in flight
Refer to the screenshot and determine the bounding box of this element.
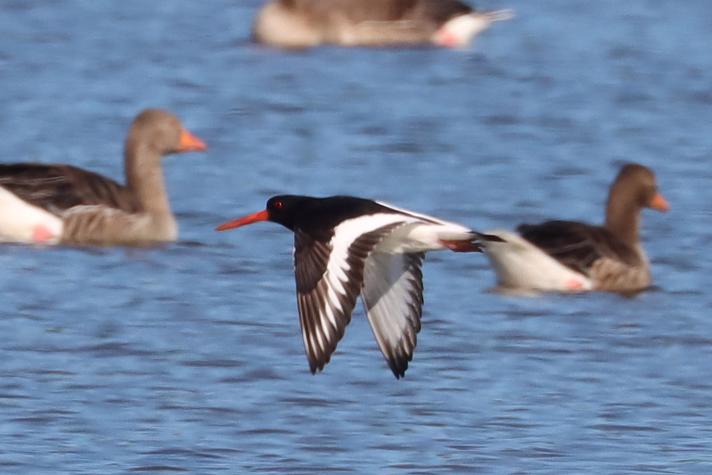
[217,195,501,378]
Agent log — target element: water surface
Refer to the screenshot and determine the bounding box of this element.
[1,1,711,473]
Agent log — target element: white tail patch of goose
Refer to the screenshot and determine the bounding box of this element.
[483,230,592,292]
[433,10,514,48]
[433,14,489,47]
[0,187,62,244]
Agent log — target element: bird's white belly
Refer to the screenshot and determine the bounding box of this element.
[484,230,592,292]
[0,187,63,244]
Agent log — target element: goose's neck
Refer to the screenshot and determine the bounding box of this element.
[125,144,172,218]
[604,196,640,247]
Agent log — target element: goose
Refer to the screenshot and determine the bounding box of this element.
[253,0,513,49]
[483,164,669,293]
[0,109,207,246]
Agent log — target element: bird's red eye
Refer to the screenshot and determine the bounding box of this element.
[274,200,283,209]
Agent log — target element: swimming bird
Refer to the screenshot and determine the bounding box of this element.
[483,163,669,293]
[217,195,501,378]
[0,109,207,246]
[253,0,513,49]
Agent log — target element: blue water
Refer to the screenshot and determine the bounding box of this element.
[1,1,711,473]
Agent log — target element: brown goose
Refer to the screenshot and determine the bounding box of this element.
[252,0,513,49]
[0,109,207,246]
[483,164,669,293]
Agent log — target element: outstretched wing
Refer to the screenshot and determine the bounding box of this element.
[0,163,138,215]
[293,222,403,374]
[361,251,425,379]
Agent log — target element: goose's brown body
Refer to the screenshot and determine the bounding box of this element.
[253,0,512,48]
[0,163,138,214]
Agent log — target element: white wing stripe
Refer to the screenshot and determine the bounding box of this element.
[316,317,329,352]
[330,268,349,295]
[324,288,340,327]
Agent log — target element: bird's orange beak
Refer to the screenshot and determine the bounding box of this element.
[177,128,207,152]
[649,192,670,212]
[216,210,270,231]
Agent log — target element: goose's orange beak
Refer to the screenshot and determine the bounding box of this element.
[649,192,670,212]
[177,128,207,152]
[216,210,270,231]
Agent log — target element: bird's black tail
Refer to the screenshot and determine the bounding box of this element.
[441,231,505,253]
[474,232,506,243]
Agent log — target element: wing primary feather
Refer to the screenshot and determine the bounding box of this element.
[293,223,404,375]
[361,251,425,379]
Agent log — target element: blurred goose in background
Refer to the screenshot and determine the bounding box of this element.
[253,0,513,49]
[0,109,207,246]
[483,163,669,294]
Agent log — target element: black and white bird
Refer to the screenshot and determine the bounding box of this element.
[217,195,500,378]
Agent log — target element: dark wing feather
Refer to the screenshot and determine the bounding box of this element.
[288,0,416,22]
[293,223,402,375]
[517,220,641,275]
[418,0,473,24]
[0,164,139,215]
[287,0,470,24]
